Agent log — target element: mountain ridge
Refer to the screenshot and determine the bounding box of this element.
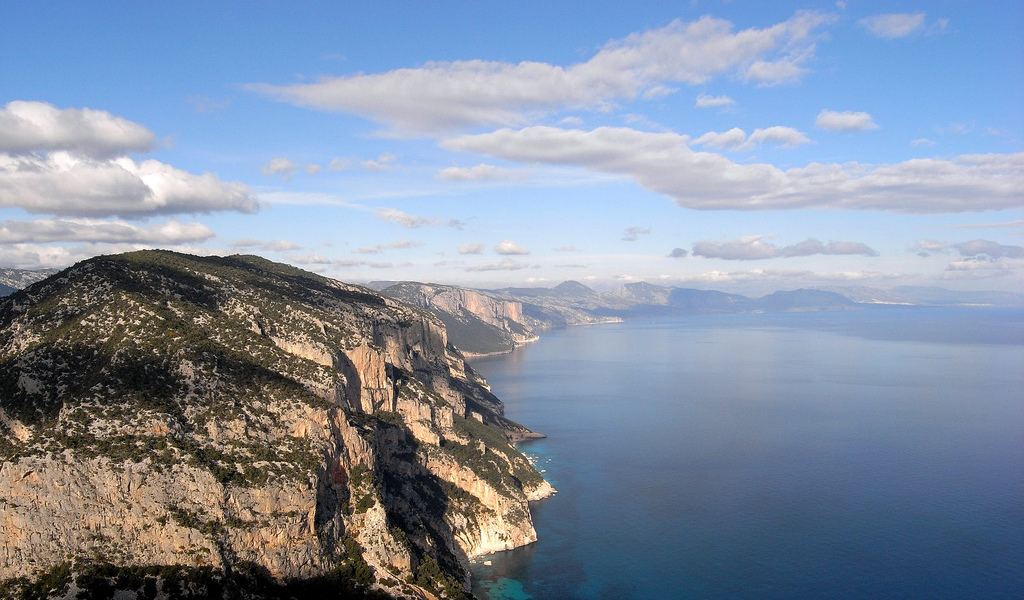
[0,251,552,599]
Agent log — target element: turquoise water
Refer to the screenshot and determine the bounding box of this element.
[469,307,1024,600]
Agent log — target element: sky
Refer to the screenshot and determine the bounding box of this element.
[1,1,1022,294]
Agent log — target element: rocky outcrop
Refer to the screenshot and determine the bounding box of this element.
[0,251,551,598]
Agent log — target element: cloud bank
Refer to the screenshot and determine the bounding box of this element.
[443,126,1024,213]
[692,235,878,260]
[250,11,835,134]
[0,101,257,218]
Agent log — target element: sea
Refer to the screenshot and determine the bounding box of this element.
[467,306,1024,600]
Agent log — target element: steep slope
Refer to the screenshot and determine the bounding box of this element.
[0,251,551,598]
[379,283,536,356]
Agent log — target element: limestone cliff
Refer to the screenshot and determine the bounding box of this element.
[0,251,551,599]
[380,283,539,356]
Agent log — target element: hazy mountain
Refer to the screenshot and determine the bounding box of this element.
[753,289,859,312]
[0,251,550,598]
[891,286,1024,307]
[0,267,59,292]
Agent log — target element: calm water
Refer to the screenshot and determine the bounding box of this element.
[468,307,1024,600]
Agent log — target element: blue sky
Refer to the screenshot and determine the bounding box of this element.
[1,0,1022,293]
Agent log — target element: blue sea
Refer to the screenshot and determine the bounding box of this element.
[468,307,1024,600]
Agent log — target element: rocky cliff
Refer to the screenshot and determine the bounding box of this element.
[0,251,551,599]
[380,283,539,356]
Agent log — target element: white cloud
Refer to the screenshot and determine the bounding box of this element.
[694,126,809,150]
[249,11,835,134]
[376,207,438,228]
[0,218,214,244]
[554,245,580,252]
[912,239,950,256]
[692,127,746,149]
[465,258,538,272]
[0,152,258,218]
[945,220,1024,230]
[622,226,651,241]
[458,242,485,255]
[328,157,349,171]
[695,94,735,108]
[691,235,878,260]
[747,126,810,147]
[231,238,302,252]
[911,138,936,147]
[0,100,154,158]
[914,238,1024,261]
[953,239,1024,259]
[362,153,397,170]
[0,243,154,270]
[305,164,322,175]
[353,239,424,254]
[437,164,515,181]
[858,13,926,39]
[815,109,878,132]
[494,240,530,255]
[261,156,297,180]
[443,126,1023,213]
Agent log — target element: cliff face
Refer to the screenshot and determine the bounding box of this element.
[0,251,551,598]
[380,283,539,356]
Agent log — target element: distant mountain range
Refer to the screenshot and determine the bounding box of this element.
[373,280,1023,356]
[5,267,1021,356]
[0,267,58,294]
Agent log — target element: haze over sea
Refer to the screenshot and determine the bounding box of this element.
[469,307,1024,600]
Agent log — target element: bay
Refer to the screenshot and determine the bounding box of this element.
[468,307,1024,600]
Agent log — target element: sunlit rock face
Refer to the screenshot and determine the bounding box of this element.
[0,250,551,597]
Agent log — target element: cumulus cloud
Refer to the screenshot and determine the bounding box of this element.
[691,128,746,149]
[747,126,811,147]
[231,238,302,252]
[437,164,515,181]
[441,126,1024,213]
[458,242,485,255]
[622,226,651,241]
[692,126,809,150]
[913,238,1024,260]
[465,258,538,272]
[494,240,530,255]
[375,207,438,228]
[0,100,154,158]
[669,247,688,258]
[953,239,1024,259]
[858,13,926,39]
[261,156,298,180]
[0,152,258,218]
[0,242,168,270]
[912,239,950,256]
[286,253,395,270]
[0,101,258,219]
[353,239,424,254]
[692,235,878,260]
[0,218,214,244]
[362,153,397,170]
[815,110,878,132]
[250,11,835,133]
[695,94,735,108]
